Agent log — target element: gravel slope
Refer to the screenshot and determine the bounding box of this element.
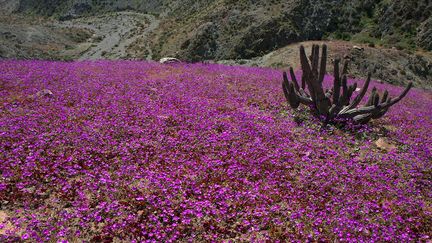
[56,12,159,60]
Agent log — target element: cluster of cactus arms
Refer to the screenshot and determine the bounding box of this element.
[282,44,413,124]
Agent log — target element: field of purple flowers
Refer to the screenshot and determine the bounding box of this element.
[1,60,431,242]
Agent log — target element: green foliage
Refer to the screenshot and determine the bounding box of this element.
[330,31,352,41]
[351,32,381,46]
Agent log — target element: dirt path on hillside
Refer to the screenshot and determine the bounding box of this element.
[112,14,160,60]
[57,12,159,60]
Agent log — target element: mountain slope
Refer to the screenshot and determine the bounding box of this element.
[148,0,432,61]
[4,0,432,61]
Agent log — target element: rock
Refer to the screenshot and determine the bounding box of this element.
[417,17,432,51]
[179,22,220,61]
[159,57,180,64]
[233,18,300,59]
[35,89,54,98]
[375,138,397,151]
[353,46,364,51]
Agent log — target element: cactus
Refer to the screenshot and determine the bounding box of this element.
[282,44,413,124]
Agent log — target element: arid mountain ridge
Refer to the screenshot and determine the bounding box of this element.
[3,0,432,58]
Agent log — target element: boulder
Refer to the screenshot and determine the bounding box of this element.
[375,138,397,151]
[353,46,364,51]
[159,57,180,64]
[35,89,54,98]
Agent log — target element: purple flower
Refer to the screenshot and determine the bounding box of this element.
[0,60,430,241]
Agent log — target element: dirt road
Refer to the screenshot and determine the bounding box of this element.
[57,11,159,60]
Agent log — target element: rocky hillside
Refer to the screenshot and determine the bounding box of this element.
[219,41,432,90]
[3,0,431,61]
[1,0,164,17]
[0,14,93,60]
[149,0,432,61]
